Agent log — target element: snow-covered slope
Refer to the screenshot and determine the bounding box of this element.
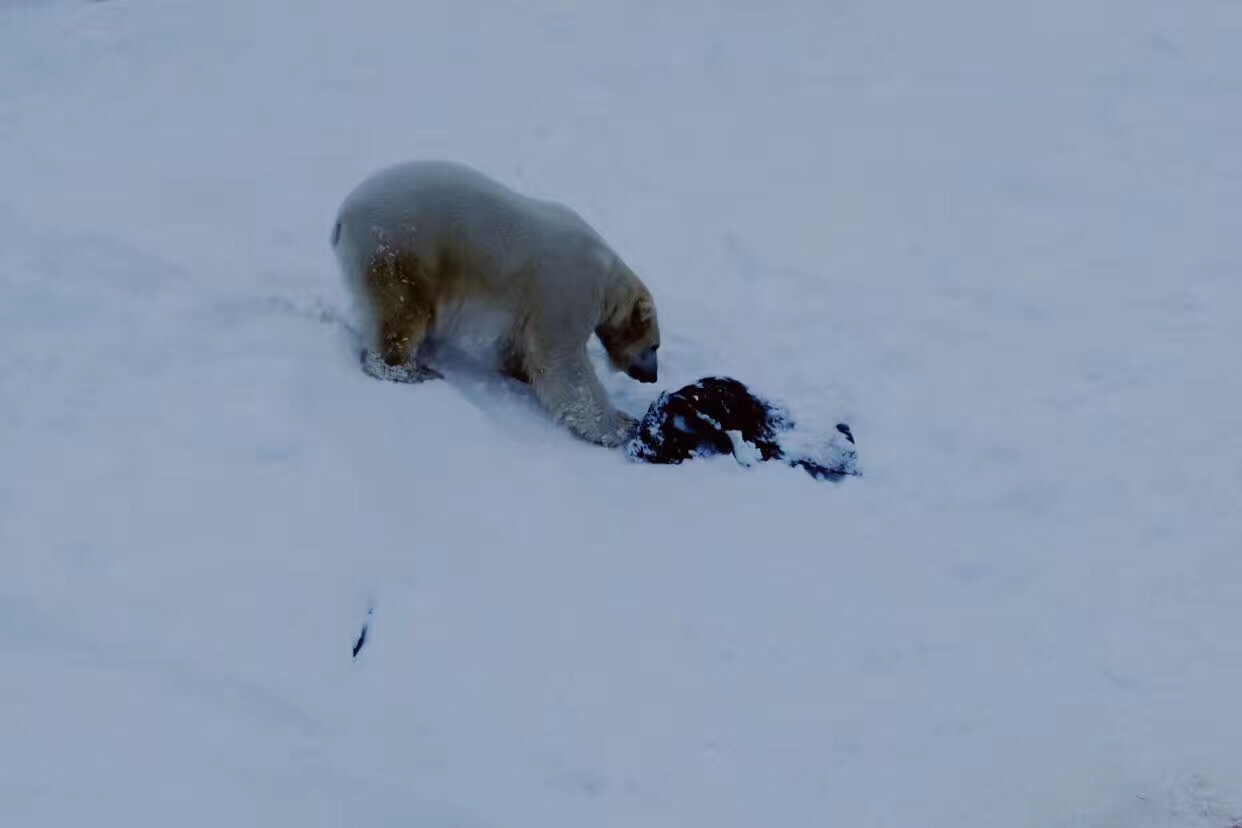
[3,1,1241,826]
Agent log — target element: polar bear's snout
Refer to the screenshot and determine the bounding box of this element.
[627,344,659,383]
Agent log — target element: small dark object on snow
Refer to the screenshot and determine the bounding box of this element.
[626,376,858,481]
[352,607,373,659]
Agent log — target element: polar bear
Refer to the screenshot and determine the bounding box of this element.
[330,160,661,447]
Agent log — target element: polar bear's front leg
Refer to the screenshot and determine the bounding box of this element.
[529,350,637,447]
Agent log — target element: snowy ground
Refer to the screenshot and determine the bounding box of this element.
[3,0,1242,826]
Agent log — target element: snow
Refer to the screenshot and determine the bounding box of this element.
[2,0,1241,826]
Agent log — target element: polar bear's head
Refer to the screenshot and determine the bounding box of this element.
[597,287,660,384]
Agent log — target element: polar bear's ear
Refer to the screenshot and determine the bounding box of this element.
[633,295,655,325]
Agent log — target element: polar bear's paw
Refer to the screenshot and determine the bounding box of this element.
[360,348,443,384]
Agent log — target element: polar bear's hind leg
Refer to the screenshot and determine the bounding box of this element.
[359,248,443,383]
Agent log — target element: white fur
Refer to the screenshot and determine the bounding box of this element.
[331,160,657,446]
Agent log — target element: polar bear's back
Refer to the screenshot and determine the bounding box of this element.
[332,160,603,295]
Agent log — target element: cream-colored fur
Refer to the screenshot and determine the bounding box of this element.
[331,160,661,447]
